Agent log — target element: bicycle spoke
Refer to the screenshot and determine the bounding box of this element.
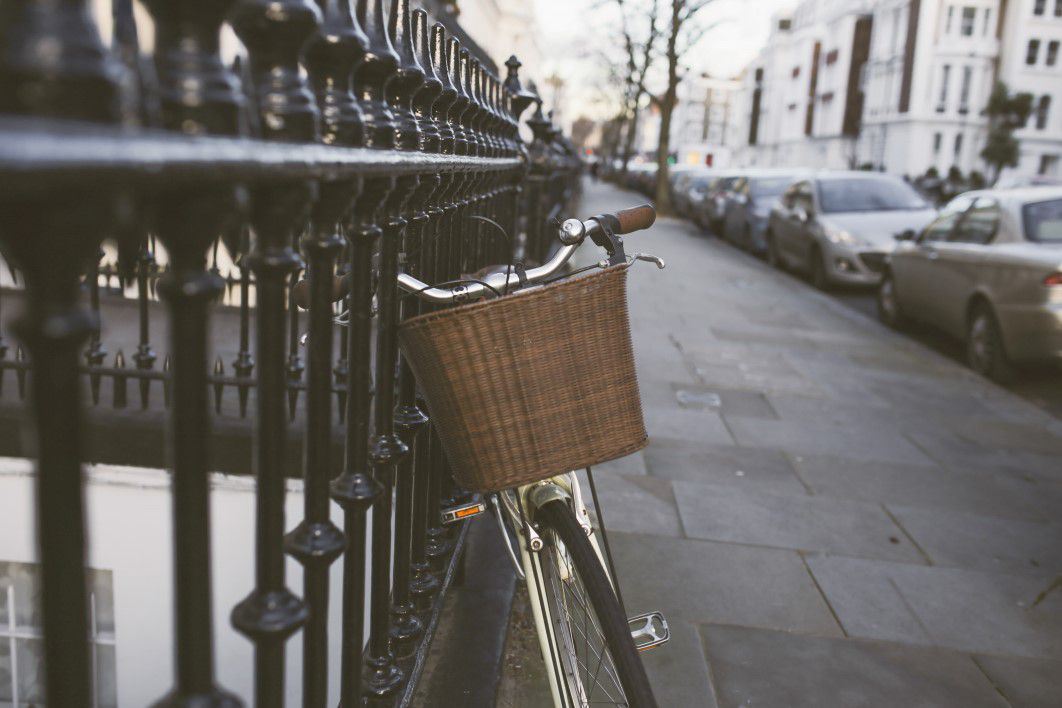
[543,529,627,707]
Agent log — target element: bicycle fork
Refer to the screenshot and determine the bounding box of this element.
[441,475,671,653]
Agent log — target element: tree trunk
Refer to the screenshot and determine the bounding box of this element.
[655,100,673,212]
[621,106,641,174]
[655,1,680,213]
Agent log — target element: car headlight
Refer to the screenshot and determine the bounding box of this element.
[824,223,858,246]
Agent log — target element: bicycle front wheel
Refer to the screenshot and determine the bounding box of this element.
[532,499,656,708]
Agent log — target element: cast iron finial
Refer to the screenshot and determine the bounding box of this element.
[354,0,400,148]
[386,0,425,151]
[411,9,443,153]
[305,0,368,146]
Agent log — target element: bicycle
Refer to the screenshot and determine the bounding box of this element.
[296,204,670,707]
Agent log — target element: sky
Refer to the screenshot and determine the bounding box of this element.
[532,0,795,122]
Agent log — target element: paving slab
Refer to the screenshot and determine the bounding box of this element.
[806,555,1062,659]
[700,624,1008,708]
[591,449,648,477]
[793,453,1061,522]
[674,481,925,563]
[642,404,735,445]
[672,383,778,419]
[887,504,1062,574]
[643,438,808,494]
[974,654,1062,707]
[723,415,934,466]
[905,428,1052,479]
[577,472,683,539]
[639,618,718,708]
[947,418,1062,456]
[609,532,842,636]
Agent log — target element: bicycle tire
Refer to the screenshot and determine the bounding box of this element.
[532,499,657,708]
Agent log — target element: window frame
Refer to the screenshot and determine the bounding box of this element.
[951,197,1001,245]
[1022,197,1062,242]
[1037,94,1052,130]
[958,65,973,113]
[920,196,975,243]
[1027,38,1041,66]
[959,6,977,36]
[937,63,951,112]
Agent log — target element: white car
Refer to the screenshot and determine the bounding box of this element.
[880,187,1062,380]
[767,172,938,288]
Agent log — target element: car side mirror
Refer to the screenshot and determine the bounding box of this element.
[895,229,916,241]
[794,207,810,223]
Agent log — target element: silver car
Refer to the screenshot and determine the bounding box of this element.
[767,172,938,288]
[879,187,1062,380]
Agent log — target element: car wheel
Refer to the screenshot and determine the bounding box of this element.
[808,246,830,291]
[966,304,1015,383]
[876,271,906,329]
[766,232,782,269]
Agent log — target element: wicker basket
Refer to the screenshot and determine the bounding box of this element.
[399,265,647,493]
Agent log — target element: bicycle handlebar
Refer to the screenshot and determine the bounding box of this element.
[598,204,657,236]
[293,204,658,308]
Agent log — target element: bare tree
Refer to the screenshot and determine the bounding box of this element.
[653,0,718,212]
[595,0,660,174]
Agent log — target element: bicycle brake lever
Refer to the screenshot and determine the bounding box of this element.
[632,253,666,269]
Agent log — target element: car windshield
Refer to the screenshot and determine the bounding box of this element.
[817,177,929,213]
[1022,198,1062,243]
[750,177,796,197]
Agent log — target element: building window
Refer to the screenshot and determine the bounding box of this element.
[1035,0,1046,15]
[954,132,964,158]
[1048,40,1059,66]
[983,8,992,35]
[0,562,117,708]
[825,49,839,65]
[933,132,943,153]
[946,6,955,33]
[959,66,972,113]
[1028,39,1041,65]
[1056,0,1062,17]
[1040,154,1059,175]
[937,64,951,112]
[960,7,976,36]
[1037,95,1051,129]
[792,66,801,79]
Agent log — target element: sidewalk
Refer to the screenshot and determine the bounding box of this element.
[580,178,1062,707]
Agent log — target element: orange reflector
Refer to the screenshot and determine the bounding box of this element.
[441,502,486,525]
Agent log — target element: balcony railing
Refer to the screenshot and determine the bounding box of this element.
[0,0,580,705]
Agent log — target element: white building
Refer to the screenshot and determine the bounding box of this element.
[859,0,1001,176]
[669,73,742,167]
[0,459,365,706]
[999,0,1062,177]
[445,0,543,77]
[735,0,1062,179]
[732,0,877,169]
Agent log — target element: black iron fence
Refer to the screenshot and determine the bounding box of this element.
[0,0,580,705]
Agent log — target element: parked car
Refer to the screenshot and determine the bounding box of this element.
[723,171,809,254]
[879,187,1062,380]
[766,172,937,288]
[625,162,657,196]
[672,168,714,218]
[693,173,743,233]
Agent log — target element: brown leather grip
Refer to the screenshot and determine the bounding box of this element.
[293,273,351,310]
[614,204,656,235]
